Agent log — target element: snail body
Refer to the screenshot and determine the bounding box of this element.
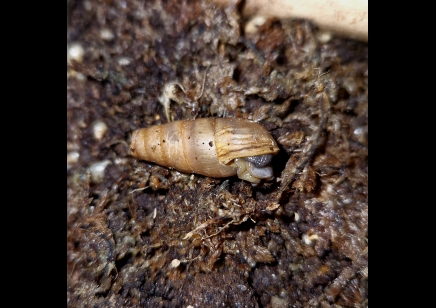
[130,118,279,184]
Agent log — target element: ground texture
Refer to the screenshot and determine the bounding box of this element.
[67,0,368,307]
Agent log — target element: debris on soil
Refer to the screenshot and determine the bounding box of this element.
[67,0,368,307]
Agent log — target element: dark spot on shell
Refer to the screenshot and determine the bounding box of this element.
[195,157,198,160]
[130,147,135,152]
[209,141,213,147]
[270,147,273,151]
[188,136,191,139]
[163,140,165,143]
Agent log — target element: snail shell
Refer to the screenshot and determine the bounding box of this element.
[130,118,279,184]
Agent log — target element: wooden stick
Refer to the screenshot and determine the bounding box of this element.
[215,0,368,41]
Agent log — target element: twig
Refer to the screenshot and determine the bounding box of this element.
[275,91,331,202]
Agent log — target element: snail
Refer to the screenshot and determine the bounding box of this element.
[130,117,280,185]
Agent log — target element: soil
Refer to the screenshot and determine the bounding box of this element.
[67,0,368,307]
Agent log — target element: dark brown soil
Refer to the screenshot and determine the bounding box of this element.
[67,0,368,307]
